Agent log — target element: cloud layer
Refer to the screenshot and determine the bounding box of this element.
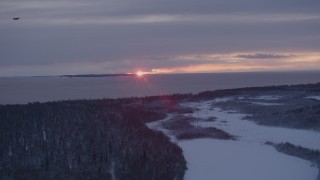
[0,0,320,76]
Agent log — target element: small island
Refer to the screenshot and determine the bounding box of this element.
[60,73,134,78]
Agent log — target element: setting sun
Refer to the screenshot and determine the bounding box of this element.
[136,71,144,77]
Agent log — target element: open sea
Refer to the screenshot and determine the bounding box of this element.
[0,71,319,104]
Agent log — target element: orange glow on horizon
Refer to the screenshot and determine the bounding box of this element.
[150,61,320,74]
[149,51,320,73]
[129,51,320,75]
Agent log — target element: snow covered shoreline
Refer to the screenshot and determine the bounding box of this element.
[147,99,320,180]
[183,100,320,151]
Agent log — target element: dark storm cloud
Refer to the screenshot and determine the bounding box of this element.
[0,0,320,75]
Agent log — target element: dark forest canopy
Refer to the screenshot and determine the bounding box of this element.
[0,96,188,180]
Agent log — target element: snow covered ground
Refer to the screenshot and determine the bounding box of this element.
[251,102,283,105]
[184,100,320,150]
[180,139,317,180]
[147,99,320,180]
[306,96,320,101]
[250,95,282,100]
[238,101,283,106]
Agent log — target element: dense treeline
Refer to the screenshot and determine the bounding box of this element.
[196,83,320,100]
[271,142,320,180]
[206,83,320,131]
[273,142,320,166]
[0,97,186,180]
[230,98,320,131]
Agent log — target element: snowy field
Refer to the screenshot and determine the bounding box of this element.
[306,96,320,101]
[147,98,320,180]
[184,100,320,150]
[250,95,282,100]
[180,139,317,180]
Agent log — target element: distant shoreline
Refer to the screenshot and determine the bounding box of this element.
[1,72,320,105]
[60,73,133,78]
[1,70,320,78]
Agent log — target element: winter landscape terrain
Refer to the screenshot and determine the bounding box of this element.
[148,83,320,180]
[1,83,320,179]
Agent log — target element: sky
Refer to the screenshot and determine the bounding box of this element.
[0,0,320,76]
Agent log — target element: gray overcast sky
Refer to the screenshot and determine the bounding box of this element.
[1,0,320,76]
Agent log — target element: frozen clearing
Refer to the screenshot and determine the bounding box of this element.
[250,95,282,100]
[242,101,283,106]
[251,102,282,106]
[184,100,320,150]
[180,100,319,180]
[180,139,318,180]
[148,99,320,180]
[306,96,320,101]
[212,97,234,102]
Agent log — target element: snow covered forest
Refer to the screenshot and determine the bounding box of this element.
[1,83,320,179]
[0,97,187,179]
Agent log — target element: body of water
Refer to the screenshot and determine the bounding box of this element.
[1,71,320,104]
